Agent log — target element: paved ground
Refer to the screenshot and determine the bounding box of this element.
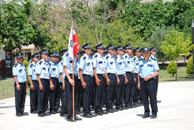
[0,81,194,130]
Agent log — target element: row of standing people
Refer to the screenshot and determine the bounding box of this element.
[12,42,159,121]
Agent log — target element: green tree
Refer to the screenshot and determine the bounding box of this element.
[167,60,177,77]
[186,56,193,75]
[0,1,35,51]
[160,29,192,80]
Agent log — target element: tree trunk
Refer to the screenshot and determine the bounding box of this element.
[175,60,178,81]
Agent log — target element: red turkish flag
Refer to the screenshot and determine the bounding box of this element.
[68,26,80,59]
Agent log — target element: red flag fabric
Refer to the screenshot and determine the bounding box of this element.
[68,25,80,59]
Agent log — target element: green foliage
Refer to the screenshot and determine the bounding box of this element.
[0,1,35,51]
[167,61,177,77]
[186,56,193,74]
[0,0,193,60]
[160,29,191,61]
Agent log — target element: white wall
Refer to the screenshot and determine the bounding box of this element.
[0,48,5,60]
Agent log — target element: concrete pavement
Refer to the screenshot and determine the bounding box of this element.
[0,81,194,130]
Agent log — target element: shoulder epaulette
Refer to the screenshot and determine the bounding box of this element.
[30,63,33,68]
[106,55,109,59]
[83,56,86,60]
[39,61,42,65]
[13,63,18,67]
[94,54,98,58]
[151,57,156,61]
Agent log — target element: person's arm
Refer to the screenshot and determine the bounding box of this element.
[13,76,20,91]
[79,68,86,89]
[105,71,110,86]
[35,62,43,91]
[28,64,34,90]
[145,70,160,81]
[64,65,74,87]
[60,73,65,91]
[93,68,100,86]
[12,66,20,91]
[37,74,43,91]
[28,75,34,91]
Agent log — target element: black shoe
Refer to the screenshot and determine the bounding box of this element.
[60,113,66,117]
[74,116,82,121]
[44,111,51,116]
[16,113,22,117]
[67,116,76,122]
[38,113,45,117]
[102,110,108,114]
[55,109,61,113]
[107,109,114,113]
[22,112,29,116]
[142,113,150,118]
[96,111,103,116]
[83,113,92,118]
[30,110,37,114]
[128,105,133,109]
[51,110,56,114]
[151,114,157,119]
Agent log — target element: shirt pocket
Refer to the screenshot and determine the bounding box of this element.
[147,64,153,67]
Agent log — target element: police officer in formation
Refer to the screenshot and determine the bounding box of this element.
[49,51,61,114]
[35,50,50,117]
[138,47,160,119]
[12,53,28,116]
[28,53,40,114]
[12,42,160,120]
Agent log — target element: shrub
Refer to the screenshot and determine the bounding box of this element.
[186,56,193,74]
[167,61,177,77]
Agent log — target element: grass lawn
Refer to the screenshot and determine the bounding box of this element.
[0,78,14,99]
[159,67,193,82]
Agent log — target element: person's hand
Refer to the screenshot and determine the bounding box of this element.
[138,82,140,90]
[125,77,128,85]
[16,83,20,91]
[82,80,87,89]
[30,84,34,91]
[39,84,43,91]
[117,78,120,86]
[144,76,150,82]
[106,78,110,86]
[69,78,75,87]
[62,83,65,91]
[50,84,54,91]
[95,77,101,86]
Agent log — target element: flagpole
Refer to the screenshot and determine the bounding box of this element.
[71,22,75,121]
[72,60,75,121]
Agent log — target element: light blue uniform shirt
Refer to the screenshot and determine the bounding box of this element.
[49,61,59,78]
[28,62,37,80]
[133,56,140,74]
[74,58,79,76]
[63,52,74,74]
[93,53,106,74]
[105,53,117,74]
[139,57,159,78]
[124,54,134,73]
[35,59,50,79]
[58,60,65,83]
[116,55,126,75]
[150,55,158,62]
[12,63,27,83]
[79,54,94,76]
